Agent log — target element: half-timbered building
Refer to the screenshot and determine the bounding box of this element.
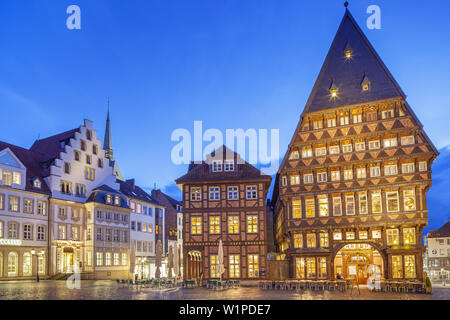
[176,146,271,281]
[271,8,438,283]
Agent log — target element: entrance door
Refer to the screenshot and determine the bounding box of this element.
[63,253,73,273]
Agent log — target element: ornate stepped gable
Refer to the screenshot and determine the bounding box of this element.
[272,8,438,281]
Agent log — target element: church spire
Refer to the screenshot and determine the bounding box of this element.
[103,98,113,160]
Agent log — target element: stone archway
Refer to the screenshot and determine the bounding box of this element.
[186,251,203,282]
[332,243,386,284]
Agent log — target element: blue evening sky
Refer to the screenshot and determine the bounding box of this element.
[0,0,449,232]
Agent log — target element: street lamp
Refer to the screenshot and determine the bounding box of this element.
[31,249,44,282]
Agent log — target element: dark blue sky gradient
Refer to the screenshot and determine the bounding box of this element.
[0,0,448,232]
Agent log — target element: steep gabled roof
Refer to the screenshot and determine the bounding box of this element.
[428,222,450,238]
[302,9,405,114]
[119,179,162,207]
[0,141,50,194]
[30,128,79,162]
[86,184,129,208]
[175,145,272,185]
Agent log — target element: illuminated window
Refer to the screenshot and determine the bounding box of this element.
[228,216,239,234]
[3,171,12,185]
[385,165,398,176]
[356,167,366,179]
[386,192,399,212]
[370,166,381,177]
[392,255,403,278]
[344,169,353,180]
[303,174,313,184]
[372,192,382,213]
[339,116,349,126]
[209,216,220,234]
[318,196,328,217]
[372,230,381,239]
[12,172,21,185]
[359,231,368,240]
[191,217,202,235]
[333,232,342,240]
[296,258,306,279]
[246,186,257,199]
[306,258,316,279]
[281,176,287,186]
[331,170,340,181]
[403,190,416,211]
[290,175,300,185]
[23,199,33,214]
[359,193,368,215]
[302,147,313,158]
[405,255,416,278]
[333,197,342,216]
[402,163,415,174]
[327,118,336,128]
[294,233,303,248]
[368,140,380,150]
[190,187,202,201]
[210,255,218,278]
[342,144,352,153]
[329,145,340,154]
[353,114,362,123]
[401,135,415,146]
[289,150,300,160]
[306,233,316,248]
[384,137,397,148]
[318,257,327,279]
[313,120,323,130]
[8,252,18,277]
[292,200,302,219]
[345,195,355,215]
[315,147,327,157]
[418,161,427,172]
[96,252,103,266]
[387,229,399,246]
[247,215,258,233]
[319,232,329,247]
[121,253,127,265]
[355,142,365,151]
[212,160,223,172]
[346,232,355,240]
[248,255,259,278]
[305,199,315,218]
[114,253,119,266]
[403,228,416,245]
[105,252,111,266]
[229,255,240,278]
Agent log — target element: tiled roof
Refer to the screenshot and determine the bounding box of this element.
[302,9,405,114]
[0,141,50,194]
[428,222,450,238]
[119,179,163,207]
[152,189,182,208]
[86,185,129,208]
[30,128,79,163]
[175,145,272,185]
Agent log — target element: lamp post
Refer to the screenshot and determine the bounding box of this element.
[31,249,44,282]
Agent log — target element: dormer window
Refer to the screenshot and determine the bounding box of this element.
[224,160,234,172]
[212,160,223,172]
[289,150,300,160]
[344,42,353,59]
[362,83,370,91]
[330,89,338,98]
[114,196,120,205]
[33,179,41,189]
[106,194,112,204]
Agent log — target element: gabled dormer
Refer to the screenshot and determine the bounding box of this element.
[0,147,26,190]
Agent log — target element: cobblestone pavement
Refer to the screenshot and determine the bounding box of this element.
[0,280,448,300]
